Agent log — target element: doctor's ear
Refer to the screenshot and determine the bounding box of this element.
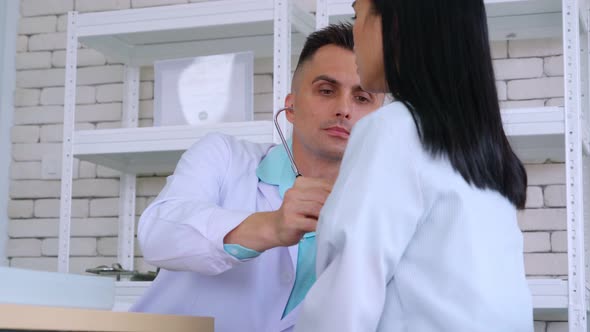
[284,94,296,123]
[285,106,295,124]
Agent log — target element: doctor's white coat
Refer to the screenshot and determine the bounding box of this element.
[131,134,301,332]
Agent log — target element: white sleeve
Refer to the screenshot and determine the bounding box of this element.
[295,111,424,331]
[137,134,254,275]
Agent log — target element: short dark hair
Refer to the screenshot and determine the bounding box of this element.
[294,23,354,74]
[371,0,527,208]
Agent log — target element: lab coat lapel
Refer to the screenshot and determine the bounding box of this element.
[288,243,298,272]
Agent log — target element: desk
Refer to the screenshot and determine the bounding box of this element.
[0,303,213,332]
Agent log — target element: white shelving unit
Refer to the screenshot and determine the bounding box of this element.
[316,0,589,329]
[59,0,314,275]
[73,122,274,174]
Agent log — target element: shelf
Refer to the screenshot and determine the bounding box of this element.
[72,107,563,174]
[109,278,569,319]
[529,278,568,321]
[0,267,115,310]
[76,0,315,65]
[325,0,563,40]
[73,121,273,174]
[503,106,564,162]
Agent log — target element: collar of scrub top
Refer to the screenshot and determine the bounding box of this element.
[256,139,298,199]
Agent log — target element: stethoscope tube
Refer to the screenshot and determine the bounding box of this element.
[274,107,302,177]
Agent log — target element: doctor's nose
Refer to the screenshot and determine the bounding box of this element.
[335,97,352,119]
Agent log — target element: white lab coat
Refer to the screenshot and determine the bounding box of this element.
[131,134,301,332]
[295,102,533,332]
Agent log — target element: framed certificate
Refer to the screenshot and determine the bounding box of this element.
[154,51,254,126]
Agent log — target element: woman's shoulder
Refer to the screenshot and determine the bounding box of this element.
[353,101,421,146]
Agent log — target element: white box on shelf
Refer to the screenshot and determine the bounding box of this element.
[0,267,114,310]
[154,51,254,126]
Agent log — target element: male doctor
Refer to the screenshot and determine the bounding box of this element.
[131,23,384,332]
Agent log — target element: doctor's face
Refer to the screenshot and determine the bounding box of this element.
[286,45,383,161]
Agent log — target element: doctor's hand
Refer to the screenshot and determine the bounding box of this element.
[223,177,333,253]
[270,176,333,247]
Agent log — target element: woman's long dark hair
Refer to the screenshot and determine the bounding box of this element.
[371,0,527,208]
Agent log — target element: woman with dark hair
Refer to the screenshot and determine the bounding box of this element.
[295,0,533,331]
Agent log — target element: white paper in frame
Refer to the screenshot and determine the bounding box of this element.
[154,51,254,126]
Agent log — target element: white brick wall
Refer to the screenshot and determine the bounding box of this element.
[518,208,566,231]
[544,185,566,207]
[509,38,562,57]
[490,41,507,59]
[136,177,166,196]
[96,83,123,103]
[20,0,74,17]
[79,161,97,178]
[501,99,545,109]
[7,200,34,219]
[14,106,63,125]
[52,49,107,67]
[16,35,28,52]
[10,180,60,198]
[97,237,143,256]
[40,123,94,143]
[526,164,565,185]
[10,162,42,180]
[28,32,67,51]
[544,56,563,76]
[507,77,564,100]
[11,125,40,143]
[131,0,188,8]
[8,218,118,238]
[40,86,96,105]
[77,65,125,85]
[17,68,66,88]
[14,88,40,106]
[523,232,551,252]
[18,16,58,35]
[493,58,543,80]
[525,253,568,276]
[7,239,42,257]
[4,0,573,325]
[75,0,131,12]
[140,81,153,100]
[525,186,544,208]
[42,237,97,256]
[57,14,67,32]
[89,198,120,217]
[550,231,567,252]
[34,199,89,218]
[12,143,61,161]
[16,51,52,70]
[72,179,120,197]
[139,100,153,119]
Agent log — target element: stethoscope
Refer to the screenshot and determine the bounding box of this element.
[274,107,302,177]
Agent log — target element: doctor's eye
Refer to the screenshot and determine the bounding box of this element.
[354,94,371,103]
[319,89,335,96]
